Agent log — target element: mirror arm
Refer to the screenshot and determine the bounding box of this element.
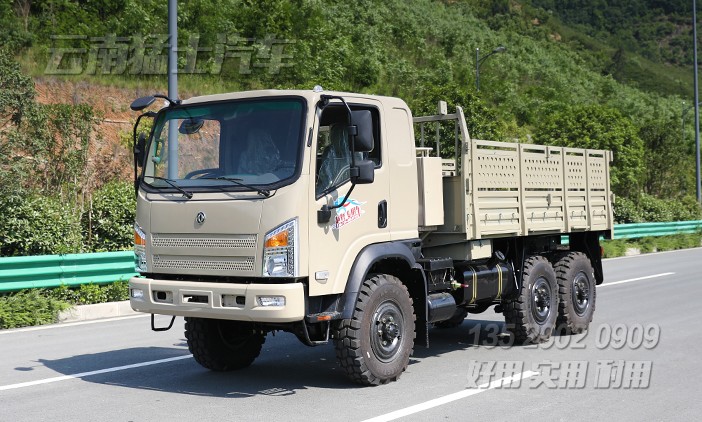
[132,111,157,197]
[328,183,356,212]
[153,94,181,107]
[318,94,357,167]
[318,183,357,224]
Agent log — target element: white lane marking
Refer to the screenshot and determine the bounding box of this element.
[0,315,150,335]
[0,355,192,391]
[360,371,539,422]
[600,272,675,288]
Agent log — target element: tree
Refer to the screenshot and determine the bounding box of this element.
[0,49,36,194]
[14,0,31,30]
[0,49,34,128]
[82,180,135,252]
[408,82,503,158]
[534,104,644,198]
[639,116,693,198]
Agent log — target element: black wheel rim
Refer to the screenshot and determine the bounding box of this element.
[572,271,591,316]
[218,322,255,350]
[371,300,405,362]
[531,277,552,323]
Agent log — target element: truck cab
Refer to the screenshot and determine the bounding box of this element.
[130,88,419,318]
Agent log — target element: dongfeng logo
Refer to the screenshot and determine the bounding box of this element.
[196,212,206,225]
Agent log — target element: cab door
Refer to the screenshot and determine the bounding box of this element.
[308,99,389,296]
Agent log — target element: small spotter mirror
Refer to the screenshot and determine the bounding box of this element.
[130,96,156,111]
[179,118,205,135]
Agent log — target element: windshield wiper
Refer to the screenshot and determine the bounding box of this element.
[202,177,271,197]
[143,176,193,199]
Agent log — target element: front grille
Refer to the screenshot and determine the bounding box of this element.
[152,234,257,249]
[153,255,256,272]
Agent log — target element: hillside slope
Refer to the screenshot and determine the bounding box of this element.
[0,0,699,203]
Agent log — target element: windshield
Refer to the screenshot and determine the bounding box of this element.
[142,98,305,192]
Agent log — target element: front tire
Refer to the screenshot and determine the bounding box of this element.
[503,255,558,344]
[334,274,416,385]
[554,252,596,334]
[185,317,265,371]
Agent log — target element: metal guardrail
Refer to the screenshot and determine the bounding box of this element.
[613,220,702,239]
[0,251,137,293]
[0,220,701,293]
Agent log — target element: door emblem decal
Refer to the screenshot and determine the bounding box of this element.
[332,198,365,229]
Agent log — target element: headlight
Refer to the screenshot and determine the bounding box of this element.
[134,222,148,272]
[263,219,298,277]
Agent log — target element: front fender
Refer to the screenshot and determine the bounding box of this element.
[337,240,430,347]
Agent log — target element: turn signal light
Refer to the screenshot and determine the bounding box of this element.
[135,230,146,246]
[264,230,288,248]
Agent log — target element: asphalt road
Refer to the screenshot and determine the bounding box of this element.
[1,248,700,422]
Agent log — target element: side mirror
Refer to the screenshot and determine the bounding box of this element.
[350,110,373,152]
[350,159,375,184]
[134,133,147,167]
[130,96,156,111]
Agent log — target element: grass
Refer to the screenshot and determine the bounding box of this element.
[0,280,129,330]
[602,232,702,258]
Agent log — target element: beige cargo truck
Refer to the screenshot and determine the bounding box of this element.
[128,88,613,385]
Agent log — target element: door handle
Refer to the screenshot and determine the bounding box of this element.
[378,200,387,228]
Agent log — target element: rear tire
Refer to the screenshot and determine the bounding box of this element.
[185,317,265,371]
[333,274,415,386]
[554,252,596,334]
[503,255,558,344]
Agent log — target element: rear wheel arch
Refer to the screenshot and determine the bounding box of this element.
[567,232,605,285]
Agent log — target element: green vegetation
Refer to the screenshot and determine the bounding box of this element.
[602,232,702,258]
[49,281,130,305]
[535,105,644,198]
[0,289,70,329]
[530,0,694,98]
[614,194,702,223]
[0,281,129,329]
[83,181,136,252]
[0,191,82,256]
[0,177,134,256]
[1,49,134,255]
[1,48,135,256]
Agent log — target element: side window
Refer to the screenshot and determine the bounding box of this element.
[315,105,381,197]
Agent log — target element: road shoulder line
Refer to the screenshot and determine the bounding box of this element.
[600,272,674,288]
[360,371,539,422]
[0,355,192,391]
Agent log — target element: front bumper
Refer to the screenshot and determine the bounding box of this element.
[129,276,305,323]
